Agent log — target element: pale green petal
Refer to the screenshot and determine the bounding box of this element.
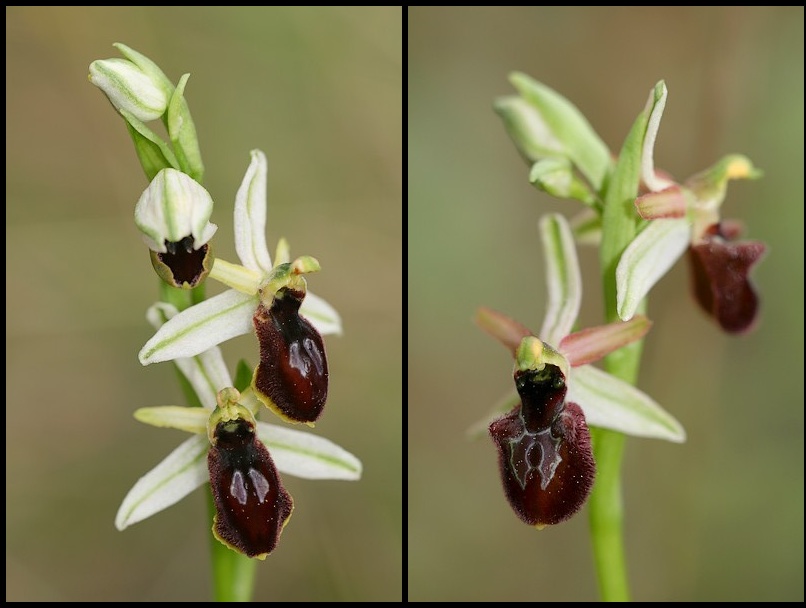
[301,290,343,336]
[538,213,582,346]
[234,149,273,274]
[616,218,690,321]
[134,405,210,434]
[139,289,256,365]
[257,422,362,480]
[568,364,685,442]
[115,435,209,530]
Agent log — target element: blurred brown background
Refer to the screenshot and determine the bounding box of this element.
[6,7,401,602]
[408,6,803,602]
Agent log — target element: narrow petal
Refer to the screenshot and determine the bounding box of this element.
[568,364,686,442]
[538,213,582,346]
[134,405,210,434]
[616,218,690,321]
[635,185,688,219]
[115,435,209,530]
[234,149,273,275]
[640,80,676,193]
[475,307,533,355]
[139,289,256,365]
[256,422,362,480]
[559,315,652,367]
[300,290,343,336]
[147,302,233,408]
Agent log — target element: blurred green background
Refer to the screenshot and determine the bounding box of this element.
[409,6,803,602]
[6,7,401,602]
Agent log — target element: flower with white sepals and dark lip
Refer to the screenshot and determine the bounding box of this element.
[139,149,342,425]
[616,82,766,335]
[115,302,361,559]
[134,167,218,289]
[473,213,685,528]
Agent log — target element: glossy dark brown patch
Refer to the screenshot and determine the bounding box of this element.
[252,287,328,423]
[208,417,293,558]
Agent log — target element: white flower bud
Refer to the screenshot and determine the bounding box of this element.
[89,57,169,122]
[134,168,217,253]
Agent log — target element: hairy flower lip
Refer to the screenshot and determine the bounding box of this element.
[688,222,766,334]
[208,414,294,559]
[490,363,595,527]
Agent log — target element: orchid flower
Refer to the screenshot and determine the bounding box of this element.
[116,302,361,558]
[616,81,766,334]
[139,149,342,424]
[473,213,685,527]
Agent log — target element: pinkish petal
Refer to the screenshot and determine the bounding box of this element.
[635,185,688,219]
[475,307,534,355]
[559,315,652,367]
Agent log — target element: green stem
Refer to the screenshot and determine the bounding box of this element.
[208,493,257,602]
[590,101,649,601]
[588,428,629,601]
[588,330,644,602]
[160,281,258,601]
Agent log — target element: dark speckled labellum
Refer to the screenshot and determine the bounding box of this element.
[489,363,595,527]
[252,286,329,424]
[208,416,293,559]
